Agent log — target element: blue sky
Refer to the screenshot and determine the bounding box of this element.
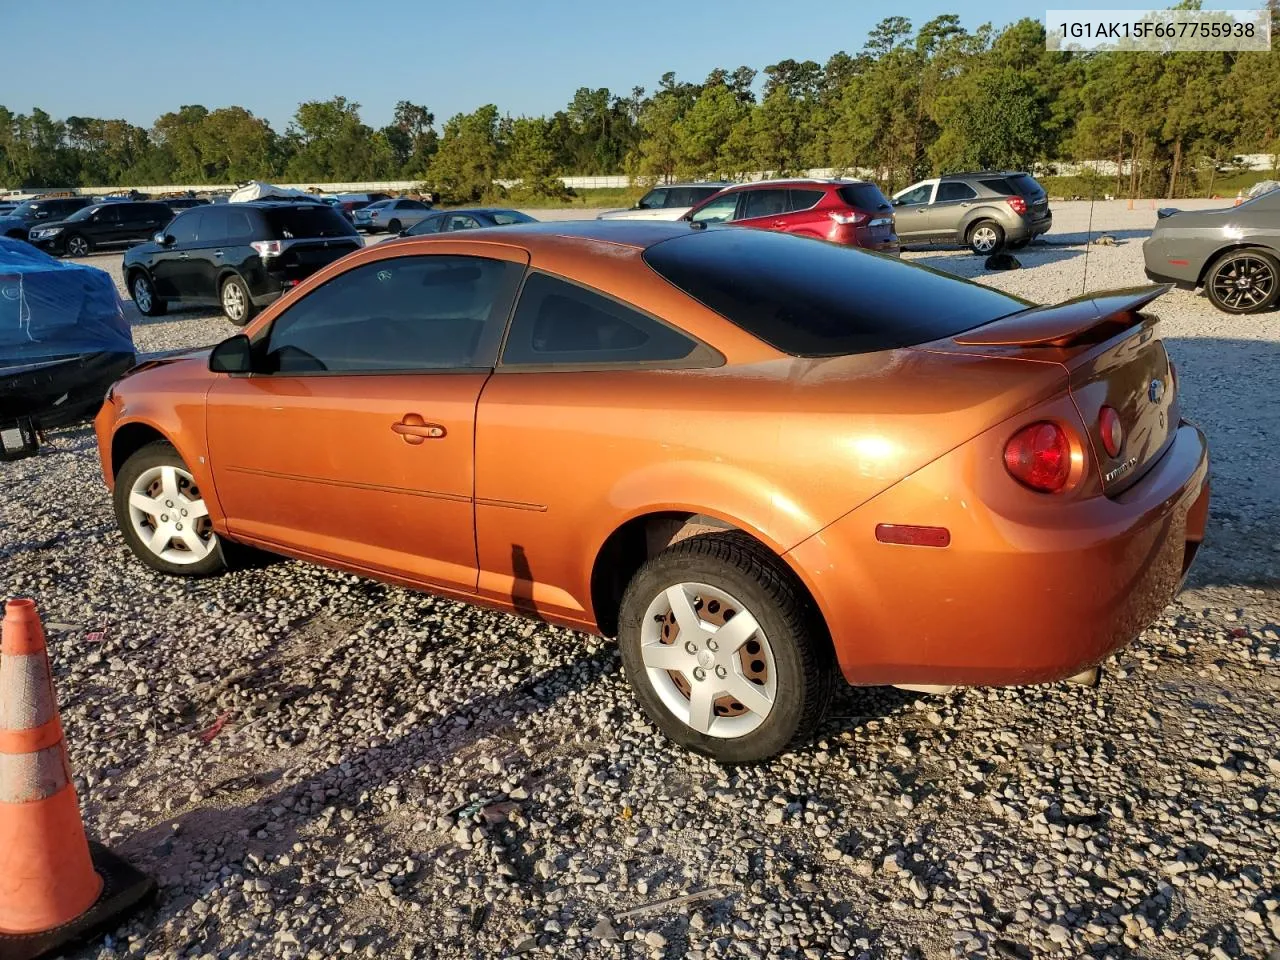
[0,0,1264,131]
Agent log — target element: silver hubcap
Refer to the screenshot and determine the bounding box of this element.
[1212,256,1275,310]
[972,227,998,252]
[128,465,216,564]
[641,582,777,738]
[133,278,152,312]
[68,237,88,256]
[222,282,245,320]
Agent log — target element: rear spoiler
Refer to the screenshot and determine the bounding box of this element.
[953,284,1171,348]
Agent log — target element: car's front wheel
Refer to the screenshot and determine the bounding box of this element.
[65,233,91,258]
[967,220,1004,255]
[220,275,256,325]
[130,272,167,317]
[113,441,227,577]
[618,534,833,763]
[1205,249,1279,314]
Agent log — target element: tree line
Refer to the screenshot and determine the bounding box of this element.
[2,10,1277,202]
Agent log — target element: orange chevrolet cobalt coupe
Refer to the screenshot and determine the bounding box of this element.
[96,222,1210,762]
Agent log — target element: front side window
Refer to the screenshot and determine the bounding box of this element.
[895,183,933,206]
[689,193,739,223]
[636,189,666,210]
[501,272,699,367]
[168,211,203,244]
[262,255,524,374]
[443,215,480,232]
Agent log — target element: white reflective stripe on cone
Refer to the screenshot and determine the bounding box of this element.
[0,653,56,731]
[0,745,69,803]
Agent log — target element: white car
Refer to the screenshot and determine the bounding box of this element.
[597,182,733,221]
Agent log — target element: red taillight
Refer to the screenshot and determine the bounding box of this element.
[829,210,868,226]
[1004,422,1072,492]
[1099,406,1124,458]
[250,239,283,258]
[1006,196,1028,216]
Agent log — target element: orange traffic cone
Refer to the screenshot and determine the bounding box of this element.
[0,598,154,960]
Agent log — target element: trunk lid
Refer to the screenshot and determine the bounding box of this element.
[944,285,1179,496]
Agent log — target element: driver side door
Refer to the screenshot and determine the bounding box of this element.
[204,247,529,592]
[891,181,936,241]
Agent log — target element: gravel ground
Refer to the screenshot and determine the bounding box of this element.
[2,201,1278,960]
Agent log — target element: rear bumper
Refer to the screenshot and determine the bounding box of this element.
[0,352,136,428]
[1008,212,1053,241]
[787,420,1210,687]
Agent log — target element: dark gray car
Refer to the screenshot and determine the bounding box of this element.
[892,172,1053,254]
[1143,191,1279,314]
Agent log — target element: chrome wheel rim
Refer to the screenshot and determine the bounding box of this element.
[128,465,216,564]
[641,582,777,738]
[972,226,998,253]
[68,236,88,257]
[222,282,245,320]
[1212,256,1275,311]
[132,277,152,313]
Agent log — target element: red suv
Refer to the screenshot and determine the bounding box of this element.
[683,179,899,254]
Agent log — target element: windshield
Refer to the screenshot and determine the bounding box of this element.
[65,205,99,222]
[7,201,37,218]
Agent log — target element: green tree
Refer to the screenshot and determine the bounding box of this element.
[424,105,502,203]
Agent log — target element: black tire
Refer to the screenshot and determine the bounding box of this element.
[220,274,257,326]
[386,218,402,234]
[1204,248,1279,314]
[130,272,167,317]
[967,220,1004,255]
[65,233,92,258]
[113,441,229,578]
[617,533,834,763]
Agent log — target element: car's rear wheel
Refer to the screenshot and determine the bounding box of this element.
[113,442,227,577]
[967,220,1004,255]
[220,275,256,325]
[130,272,167,317]
[617,533,833,763]
[387,218,402,234]
[1205,249,1279,314]
[65,233,91,258]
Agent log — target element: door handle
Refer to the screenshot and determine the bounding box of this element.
[392,413,446,444]
[177,252,189,260]
[771,220,787,228]
[213,250,224,258]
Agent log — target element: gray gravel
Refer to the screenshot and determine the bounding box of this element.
[2,201,1278,960]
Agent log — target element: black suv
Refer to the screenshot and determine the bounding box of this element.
[28,201,174,257]
[0,196,94,240]
[123,201,363,324]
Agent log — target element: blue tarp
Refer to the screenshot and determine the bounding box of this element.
[0,238,133,366]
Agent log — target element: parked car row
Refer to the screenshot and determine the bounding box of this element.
[600,171,1055,257]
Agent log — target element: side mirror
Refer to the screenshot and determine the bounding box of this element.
[34,211,49,219]
[892,198,905,207]
[156,232,175,245]
[398,228,409,237]
[208,334,254,375]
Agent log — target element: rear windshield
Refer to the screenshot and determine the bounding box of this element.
[1008,174,1045,197]
[837,183,892,211]
[643,228,1030,357]
[490,211,536,225]
[262,205,359,240]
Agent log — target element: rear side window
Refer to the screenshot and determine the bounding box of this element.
[263,205,358,240]
[788,189,824,211]
[837,183,892,211]
[643,228,1030,357]
[501,272,698,367]
[979,178,1016,196]
[224,209,257,243]
[740,189,789,220]
[937,182,977,202]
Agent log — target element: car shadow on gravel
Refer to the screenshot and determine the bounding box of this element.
[909,247,1086,279]
[121,301,227,328]
[118,647,621,908]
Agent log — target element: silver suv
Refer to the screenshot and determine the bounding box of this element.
[892,172,1053,254]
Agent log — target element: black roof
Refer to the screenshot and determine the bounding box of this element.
[940,171,1031,180]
